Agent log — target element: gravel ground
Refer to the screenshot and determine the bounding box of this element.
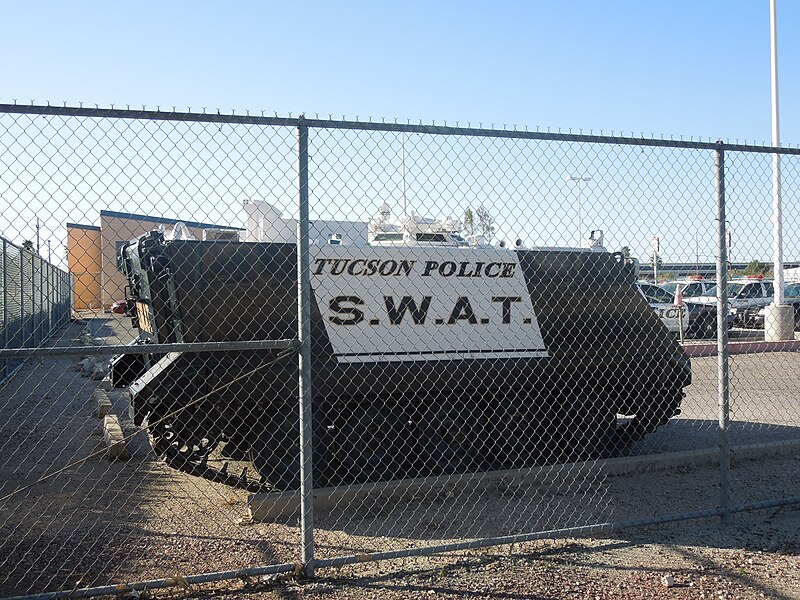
[193,504,800,599]
[1,314,799,599]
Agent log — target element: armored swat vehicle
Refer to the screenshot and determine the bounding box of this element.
[114,224,691,491]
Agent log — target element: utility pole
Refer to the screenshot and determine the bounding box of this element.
[651,235,660,283]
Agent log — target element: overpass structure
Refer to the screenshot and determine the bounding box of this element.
[641,262,800,280]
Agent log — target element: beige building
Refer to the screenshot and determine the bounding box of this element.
[66,223,102,310]
[67,210,241,310]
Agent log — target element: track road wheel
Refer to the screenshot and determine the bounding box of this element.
[144,409,217,470]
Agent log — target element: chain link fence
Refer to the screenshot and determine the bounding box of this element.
[1,237,71,383]
[1,104,799,598]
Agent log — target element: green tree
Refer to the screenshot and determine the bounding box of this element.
[475,205,495,242]
[741,260,771,277]
[463,208,475,237]
[21,240,34,252]
[619,246,631,259]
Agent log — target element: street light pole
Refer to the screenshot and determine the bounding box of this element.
[565,175,591,246]
[765,0,794,341]
[771,0,783,306]
[651,235,661,283]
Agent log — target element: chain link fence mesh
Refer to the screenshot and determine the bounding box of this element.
[1,237,71,383]
[0,105,798,597]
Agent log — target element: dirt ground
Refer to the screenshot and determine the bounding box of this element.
[196,504,800,599]
[1,314,799,599]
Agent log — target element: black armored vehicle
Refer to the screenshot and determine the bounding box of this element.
[113,227,691,491]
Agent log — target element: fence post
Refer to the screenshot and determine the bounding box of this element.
[2,239,7,379]
[43,261,48,337]
[46,263,51,337]
[715,141,731,523]
[20,247,26,346]
[32,252,38,346]
[297,116,315,576]
[64,271,69,323]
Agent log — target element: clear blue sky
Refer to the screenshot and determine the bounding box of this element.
[2,0,796,144]
[1,1,799,266]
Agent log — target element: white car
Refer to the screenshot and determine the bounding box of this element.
[690,277,774,326]
[660,277,714,300]
[637,282,688,334]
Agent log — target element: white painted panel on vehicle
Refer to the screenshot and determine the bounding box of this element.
[312,246,548,363]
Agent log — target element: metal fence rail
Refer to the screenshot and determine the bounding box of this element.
[1,237,71,383]
[1,103,800,598]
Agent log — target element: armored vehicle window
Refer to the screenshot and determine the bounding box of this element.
[764,282,774,296]
[416,233,448,243]
[373,233,404,242]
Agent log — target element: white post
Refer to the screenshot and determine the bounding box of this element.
[771,0,783,305]
[765,0,794,340]
[577,181,582,246]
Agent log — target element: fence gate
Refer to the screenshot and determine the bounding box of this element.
[0,104,799,598]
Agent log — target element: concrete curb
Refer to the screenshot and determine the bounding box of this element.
[683,339,800,357]
[102,414,130,460]
[248,439,800,521]
[91,389,113,417]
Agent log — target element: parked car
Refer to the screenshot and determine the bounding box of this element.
[741,283,800,330]
[660,277,714,300]
[636,281,688,335]
[684,277,773,337]
[665,283,736,339]
[687,277,774,328]
[681,300,735,338]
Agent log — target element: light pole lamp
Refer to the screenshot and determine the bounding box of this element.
[566,175,591,246]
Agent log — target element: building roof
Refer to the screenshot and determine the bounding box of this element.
[97,210,244,231]
[66,223,101,232]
